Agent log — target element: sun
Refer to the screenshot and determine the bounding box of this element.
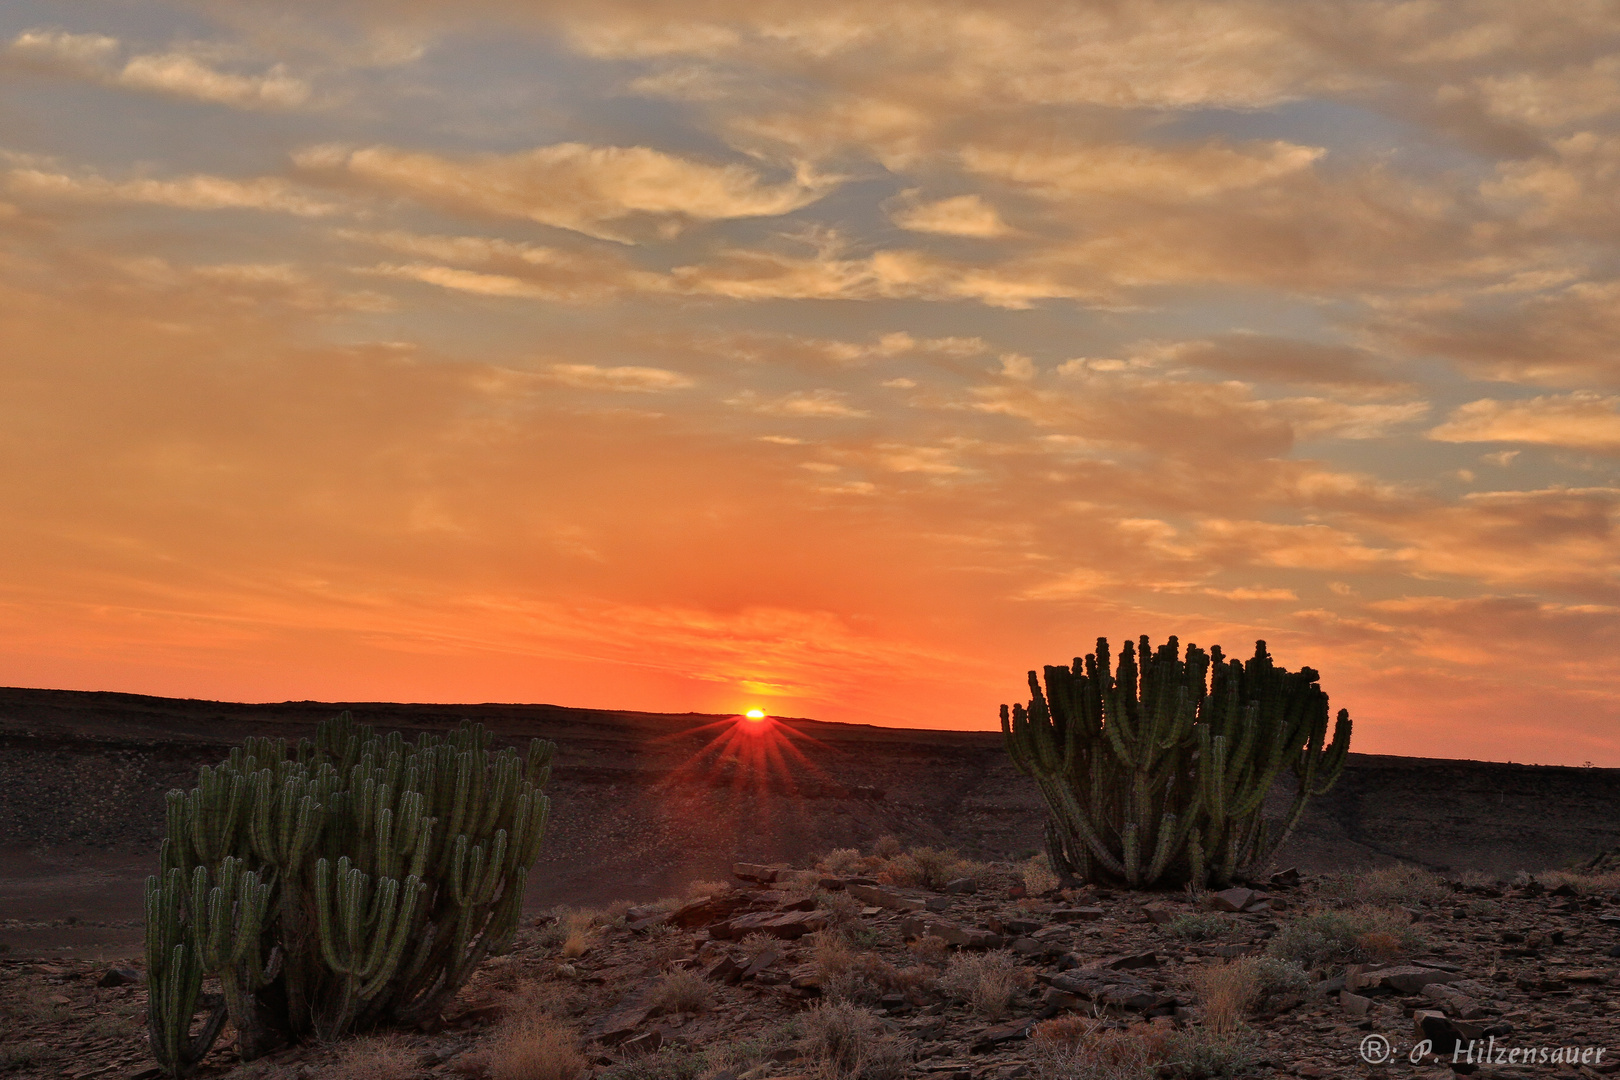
[743,708,767,721]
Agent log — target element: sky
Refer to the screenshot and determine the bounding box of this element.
[3,1,1620,765]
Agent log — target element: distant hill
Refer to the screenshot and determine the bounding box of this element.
[1,685,1616,957]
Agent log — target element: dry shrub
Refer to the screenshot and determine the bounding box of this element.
[817,889,864,933]
[560,929,590,959]
[872,835,903,858]
[648,969,711,1015]
[798,1000,912,1080]
[939,950,1030,1019]
[812,931,909,1003]
[1164,913,1229,941]
[1188,962,1257,1034]
[1323,865,1449,905]
[1022,855,1059,895]
[1268,905,1423,968]
[908,847,982,890]
[1537,869,1620,894]
[330,1033,416,1080]
[1030,1018,1253,1080]
[907,935,950,966]
[819,848,865,875]
[873,853,925,887]
[683,880,730,900]
[539,907,599,956]
[481,1008,588,1080]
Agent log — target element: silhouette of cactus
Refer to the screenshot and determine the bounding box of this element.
[144,713,553,1075]
[1002,636,1349,890]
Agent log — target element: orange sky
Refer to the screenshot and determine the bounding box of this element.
[3,1,1620,764]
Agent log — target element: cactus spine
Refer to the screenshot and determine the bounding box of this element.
[1003,637,1350,889]
[144,714,554,1074]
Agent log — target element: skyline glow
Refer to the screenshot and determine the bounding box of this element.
[3,1,1620,764]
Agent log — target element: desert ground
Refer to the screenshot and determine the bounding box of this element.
[2,687,1618,1080]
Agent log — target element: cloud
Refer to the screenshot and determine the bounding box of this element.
[732,389,870,418]
[545,363,695,392]
[889,193,1011,238]
[298,142,831,241]
[9,28,313,109]
[4,166,338,216]
[1162,334,1408,390]
[1429,392,1620,454]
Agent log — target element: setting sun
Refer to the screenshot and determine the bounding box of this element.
[744,709,767,721]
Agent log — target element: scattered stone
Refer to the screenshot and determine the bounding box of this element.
[899,914,1002,949]
[847,882,927,912]
[944,878,978,895]
[733,863,781,884]
[1142,904,1178,925]
[926,896,954,913]
[1050,907,1105,922]
[1099,952,1159,970]
[989,915,1042,936]
[712,910,829,940]
[97,967,142,987]
[971,1018,1034,1051]
[1047,967,1177,1013]
[1363,964,1462,994]
[1211,888,1257,912]
[1270,868,1302,888]
[1340,990,1372,1018]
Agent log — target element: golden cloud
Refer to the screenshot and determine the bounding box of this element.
[1429,392,1620,454]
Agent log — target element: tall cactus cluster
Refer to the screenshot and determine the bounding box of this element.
[1002,637,1350,890]
[144,713,553,1076]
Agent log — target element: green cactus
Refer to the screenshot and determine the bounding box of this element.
[1003,636,1350,889]
[144,714,554,1074]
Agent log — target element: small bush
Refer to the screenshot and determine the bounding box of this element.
[798,1000,912,1080]
[819,848,865,875]
[1322,865,1449,905]
[817,889,864,933]
[598,1047,706,1080]
[330,1033,417,1080]
[1267,905,1423,968]
[1165,913,1229,941]
[1188,957,1309,1033]
[909,847,983,890]
[480,1009,587,1080]
[1030,1019,1255,1080]
[872,835,903,858]
[907,935,950,966]
[1537,869,1620,895]
[649,970,712,1015]
[874,852,925,887]
[1023,855,1060,895]
[939,950,1030,1019]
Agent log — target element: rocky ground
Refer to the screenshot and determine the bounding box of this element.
[3,850,1618,1080]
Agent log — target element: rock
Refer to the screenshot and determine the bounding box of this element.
[1210,888,1256,912]
[847,882,927,912]
[97,967,143,987]
[712,910,829,941]
[775,870,822,889]
[1562,969,1609,983]
[1142,904,1178,925]
[1340,990,1372,1018]
[668,894,747,928]
[1606,944,1620,958]
[899,915,1002,949]
[733,863,781,883]
[788,964,822,991]
[1011,937,1045,956]
[1270,868,1302,888]
[1050,907,1105,922]
[590,998,653,1045]
[1048,967,1177,1013]
[1100,952,1159,970]
[971,1018,1033,1051]
[944,878,978,895]
[926,896,954,913]
[818,877,847,891]
[1364,964,1462,994]
[621,1030,664,1055]
[1007,885,1027,899]
[1414,1010,1483,1056]
[989,916,1042,936]
[742,949,782,981]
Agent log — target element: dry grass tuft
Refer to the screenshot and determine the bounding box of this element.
[871,835,903,858]
[1189,962,1258,1034]
[819,848,865,875]
[329,1032,417,1080]
[1022,855,1059,895]
[907,935,950,966]
[1268,905,1423,968]
[798,999,912,1080]
[1537,869,1620,894]
[480,1007,588,1080]
[683,879,730,900]
[1322,864,1449,905]
[939,949,1030,1019]
[648,969,712,1015]
[1030,1017,1254,1080]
